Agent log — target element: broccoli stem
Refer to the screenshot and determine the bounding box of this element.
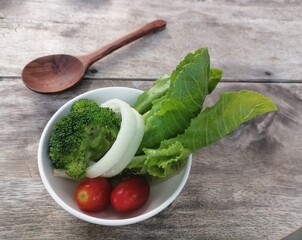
[52,169,78,180]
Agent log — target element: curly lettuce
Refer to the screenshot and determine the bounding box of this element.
[125,48,277,179]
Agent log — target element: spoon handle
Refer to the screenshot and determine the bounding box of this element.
[78,19,166,67]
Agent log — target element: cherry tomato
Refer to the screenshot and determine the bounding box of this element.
[75,177,112,212]
[110,176,150,212]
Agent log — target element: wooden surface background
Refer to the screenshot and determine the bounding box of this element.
[1,1,302,239]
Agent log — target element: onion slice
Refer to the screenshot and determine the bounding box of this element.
[86,99,144,178]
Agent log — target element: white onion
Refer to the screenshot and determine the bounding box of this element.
[86,99,144,178]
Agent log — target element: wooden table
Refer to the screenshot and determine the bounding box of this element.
[1,1,302,239]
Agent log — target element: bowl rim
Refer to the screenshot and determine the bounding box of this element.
[38,86,192,226]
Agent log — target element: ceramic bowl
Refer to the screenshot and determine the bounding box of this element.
[38,87,192,226]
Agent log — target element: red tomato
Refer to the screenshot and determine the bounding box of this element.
[75,177,112,212]
[110,176,150,212]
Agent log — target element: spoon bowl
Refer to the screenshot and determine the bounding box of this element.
[22,19,166,93]
[22,54,86,93]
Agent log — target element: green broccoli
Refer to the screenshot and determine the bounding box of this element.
[49,99,121,180]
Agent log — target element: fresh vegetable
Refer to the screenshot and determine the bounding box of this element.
[48,47,278,215]
[75,177,112,212]
[133,68,223,116]
[110,176,150,212]
[86,99,144,178]
[124,48,278,179]
[137,48,211,152]
[161,90,277,151]
[49,47,278,185]
[49,99,121,180]
[133,74,170,114]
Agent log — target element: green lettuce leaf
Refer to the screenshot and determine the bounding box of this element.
[138,48,210,150]
[133,75,170,115]
[126,90,277,179]
[126,48,277,180]
[127,141,191,178]
[209,68,223,93]
[162,90,278,151]
[133,67,222,115]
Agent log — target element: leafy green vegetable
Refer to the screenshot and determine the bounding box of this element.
[126,48,278,179]
[134,65,223,117]
[137,48,211,151]
[133,75,170,115]
[127,141,191,178]
[49,99,121,180]
[209,68,223,93]
[161,90,278,151]
[127,90,277,179]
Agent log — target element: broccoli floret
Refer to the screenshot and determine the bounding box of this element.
[49,99,121,180]
[71,99,99,112]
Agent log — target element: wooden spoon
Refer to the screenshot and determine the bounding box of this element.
[22,19,166,93]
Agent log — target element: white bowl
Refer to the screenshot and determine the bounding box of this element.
[38,87,192,226]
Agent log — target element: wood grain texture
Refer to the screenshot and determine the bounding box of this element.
[1,78,301,240]
[1,0,302,81]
